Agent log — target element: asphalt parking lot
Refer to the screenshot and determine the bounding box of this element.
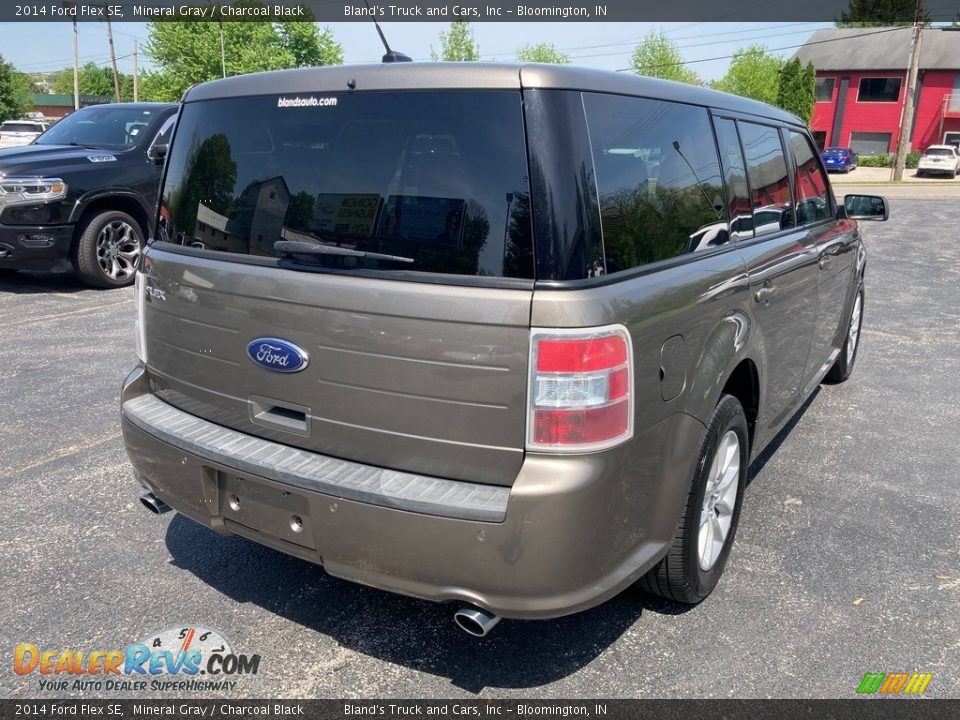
[1,199,958,700]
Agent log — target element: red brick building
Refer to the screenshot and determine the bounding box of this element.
[794,27,960,155]
[30,93,111,120]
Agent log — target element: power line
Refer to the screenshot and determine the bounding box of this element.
[461,21,825,62]
[562,26,831,63]
[615,26,906,72]
[18,53,115,72]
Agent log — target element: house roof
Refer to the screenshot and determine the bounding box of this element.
[793,27,960,72]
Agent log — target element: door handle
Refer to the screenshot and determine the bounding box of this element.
[754,286,777,304]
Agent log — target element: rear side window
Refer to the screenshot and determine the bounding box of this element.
[789,131,832,224]
[583,93,727,273]
[0,122,42,132]
[159,91,533,280]
[738,121,794,237]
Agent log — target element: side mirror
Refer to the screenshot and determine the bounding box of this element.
[841,194,888,221]
[148,143,168,164]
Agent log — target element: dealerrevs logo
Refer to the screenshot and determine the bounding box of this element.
[14,625,260,693]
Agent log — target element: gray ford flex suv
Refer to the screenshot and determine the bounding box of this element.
[121,63,888,636]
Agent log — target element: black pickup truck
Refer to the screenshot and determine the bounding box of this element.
[0,102,177,287]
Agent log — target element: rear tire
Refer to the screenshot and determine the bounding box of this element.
[638,394,748,604]
[825,283,864,383]
[72,210,143,288]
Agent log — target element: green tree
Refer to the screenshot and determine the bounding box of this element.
[145,18,342,102]
[630,30,699,85]
[516,43,571,64]
[0,54,31,122]
[51,62,134,101]
[711,45,782,105]
[276,22,343,67]
[431,21,480,61]
[776,58,817,124]
[837,0,929,25]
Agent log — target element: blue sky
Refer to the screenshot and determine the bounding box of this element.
[0,21,833,82]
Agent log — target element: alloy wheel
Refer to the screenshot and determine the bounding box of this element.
[698,430,740,571]
[96,220,141,282]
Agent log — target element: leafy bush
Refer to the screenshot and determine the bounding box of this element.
[858,154,891,168]
[856,151,921,169]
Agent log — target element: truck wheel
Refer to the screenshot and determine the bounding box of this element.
[73,210,143,288]
[825,284,864,383]
[638,394,748,604]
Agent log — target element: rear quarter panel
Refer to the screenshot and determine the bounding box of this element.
[531,248,755,447]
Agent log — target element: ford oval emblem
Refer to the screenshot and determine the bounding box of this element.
[246,338,309,373]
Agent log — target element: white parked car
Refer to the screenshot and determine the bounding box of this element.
[917,145,960,177]
[0,120,48,148]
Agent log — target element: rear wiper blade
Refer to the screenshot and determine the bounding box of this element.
[274,240,414,264]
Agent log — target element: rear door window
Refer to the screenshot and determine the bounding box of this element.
[159,91,533,280]
[737,121,794,237]
[582,93,727,273]
[788,130,832,225]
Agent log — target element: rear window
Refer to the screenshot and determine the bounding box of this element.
[1,122,42,133]
[158,91,533,280]
[924,148,954,156]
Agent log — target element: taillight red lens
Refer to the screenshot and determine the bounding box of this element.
[533,403,629,446]
[527,326,633,452]
[536,335,628,372]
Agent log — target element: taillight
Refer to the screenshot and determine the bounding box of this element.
[527,325,633,452]
[134,272,147,365]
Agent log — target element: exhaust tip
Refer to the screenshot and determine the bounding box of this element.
[453,606,500,637]
[140,492,171,515]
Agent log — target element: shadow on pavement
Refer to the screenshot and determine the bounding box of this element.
[164,514,656,693]
[746,387,819,486]
[0,270,93,294]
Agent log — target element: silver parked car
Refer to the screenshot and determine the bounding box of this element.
[0,120,48,148]
[122,63,888,636]
[916,144,960,177]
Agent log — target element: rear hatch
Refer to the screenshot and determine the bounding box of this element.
[141,87,535,486]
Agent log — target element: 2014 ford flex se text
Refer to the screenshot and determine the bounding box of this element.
[121,63,888,636]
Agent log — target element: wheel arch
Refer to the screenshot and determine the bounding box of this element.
[684,311,760,453]
[69,192,152,243]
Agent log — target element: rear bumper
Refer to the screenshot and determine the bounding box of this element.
[121,366,704,619]
[917,163,955,174]
[0,222,74,272]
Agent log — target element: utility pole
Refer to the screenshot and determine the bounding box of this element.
[891,7,924,181]
[219,18,227,78]
[63,2,80,110]
[105,15,122,102]
[132,40,139,102]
